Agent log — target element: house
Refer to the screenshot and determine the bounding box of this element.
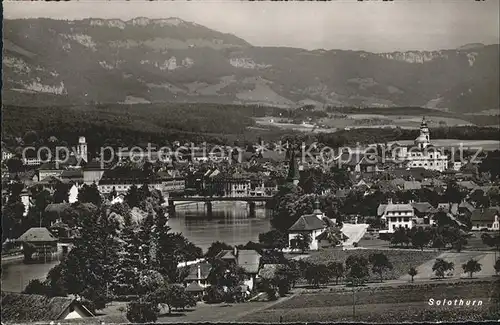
[288,200,330,251]
[38,162,65,181]
[0,291,94,323]
[379,200,415,234]
[215,248,261,291]
[470,207,500,231]
[458,200,475,217]
[60,169,84,184]
[183,262,212,289]
[16,227,58,260]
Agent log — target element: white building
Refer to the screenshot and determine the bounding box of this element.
[379,199,415,234]
[76,136,88,163]
[288,200,331,251]
[393,117,449,172]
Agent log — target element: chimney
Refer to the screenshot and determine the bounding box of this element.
[388,198,393,205]
[197,263,201,280]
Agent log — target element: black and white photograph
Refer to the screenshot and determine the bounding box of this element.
[1,0,499,323]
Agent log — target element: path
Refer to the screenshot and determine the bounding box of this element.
[341,223,369,247]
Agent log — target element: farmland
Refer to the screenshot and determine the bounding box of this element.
[304,248,440,281]
[237,280,500,322]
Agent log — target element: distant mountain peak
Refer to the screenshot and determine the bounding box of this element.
[457,43,485,51]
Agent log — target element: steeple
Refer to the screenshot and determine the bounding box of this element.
[415,116,430,149]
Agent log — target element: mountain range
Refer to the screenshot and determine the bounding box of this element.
[2,18,499,113]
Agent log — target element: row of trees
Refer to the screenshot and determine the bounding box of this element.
[387,225,468,252]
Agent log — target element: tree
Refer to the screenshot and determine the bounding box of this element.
[23,279,50,295]
[112,212,143,296]
[345,255,369,286]
[205,241,233,261]
[369,253,393,282]
[495,259,500,275]
[126,299,159,323]
[328,261,345,285]
[391,228,410,248]
[411,228,431,251]
[207,258,245,288]
[147,284,196,315]
[53,183,70,204]
[432,258,454,279]
[273,265,295,296]
[462,259,482,278]
[47,206,120,309]
[304,263,330,288]
[258,230,288,250]
[292,233,311,253]
[408,267,418,282]
[125,184,140,208]
[78,183,102,206]
[482,233,500,251]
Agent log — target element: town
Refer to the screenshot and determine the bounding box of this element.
[2,116,500,323]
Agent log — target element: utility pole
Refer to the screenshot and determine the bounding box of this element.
[352,287,356,320]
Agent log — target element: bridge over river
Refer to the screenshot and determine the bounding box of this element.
[168,196,273,217]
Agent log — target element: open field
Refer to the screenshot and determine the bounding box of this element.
[237,280,499,322]
[400,251,499,281]
[304,248,440,281]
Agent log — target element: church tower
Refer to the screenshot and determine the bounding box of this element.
[77,136,88,163]
[415,116,430,149]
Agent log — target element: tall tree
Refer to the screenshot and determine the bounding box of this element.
[78,183,102,206]
[125,184,140,209]
[345,255,369,286]
[462,259,482,278]
[369,253,393,282]
[53,183,70,204]
[432,258,454,279]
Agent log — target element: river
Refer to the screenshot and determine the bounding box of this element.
[1,202,272,292]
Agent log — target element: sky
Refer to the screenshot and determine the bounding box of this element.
[4,0,499,52]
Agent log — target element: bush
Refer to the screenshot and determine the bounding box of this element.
[23,279,50,295]
[126,300,159,323]
[204,286,225,304]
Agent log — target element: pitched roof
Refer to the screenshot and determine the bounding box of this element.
[17,227,57,242]
[377,204,388,216]
[404,181,422,190]
[184,262,212,281]
[457,181,478,190]
[185,282,204,292]
[217,250,237,261]
[60,169,83,179]
[258,264,285,280]
[470,207,500,222]
[38,162,63,171]
[58,314,129,324]
[411,202,434,214]
[459,201,475,213]
[289,214,326,231]
[385,204,413,213]
[0,292,93,323]
[237,249,261,274]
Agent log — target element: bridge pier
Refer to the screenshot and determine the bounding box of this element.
[248,202,256,218]
[168,201,176,215]
[206,201,213,217]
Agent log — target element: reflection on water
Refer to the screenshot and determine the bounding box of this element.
[1,202,272,292]
[168,201,272,252]
[1,256,61,293]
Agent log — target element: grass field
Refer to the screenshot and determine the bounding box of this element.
[237,280,499,322]
[400,251,499,281]
[305,248,440,281]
